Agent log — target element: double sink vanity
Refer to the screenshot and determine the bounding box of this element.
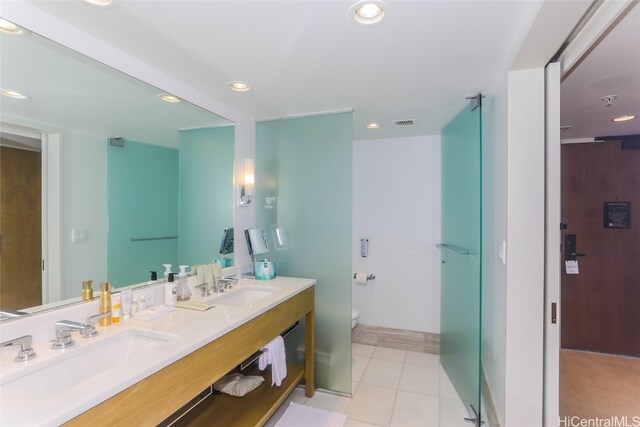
[0,276,315,426]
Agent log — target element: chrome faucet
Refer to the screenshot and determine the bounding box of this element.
[196,282,211,297]
[217,277,238,290]
[1,335,37,361]
[0,309,28,320]
[86,311,112,328]
[52,318,99,349]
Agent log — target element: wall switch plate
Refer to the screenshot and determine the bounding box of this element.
[71,229,88,243]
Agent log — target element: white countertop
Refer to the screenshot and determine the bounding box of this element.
[0,276,315,427]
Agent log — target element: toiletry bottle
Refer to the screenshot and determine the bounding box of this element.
[177,265,191,301]
[121,289,132,319]
[82,280,94,301]
[150,271,158,283]
[212,258,223,280]
[131,296,141,317]
[165,273,177,306]
[99,282,112,326]
[163,264,172,281]
[112,293,121,323]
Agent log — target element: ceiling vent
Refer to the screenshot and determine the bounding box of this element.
[394,119,414,126]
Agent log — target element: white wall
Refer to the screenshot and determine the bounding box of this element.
[352,135,441,333]
[61,130,108,299]
[482,69,546,427]
[504,68,545,427]
[482,77,509,425]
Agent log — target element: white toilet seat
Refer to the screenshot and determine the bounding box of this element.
[351,308,360,329]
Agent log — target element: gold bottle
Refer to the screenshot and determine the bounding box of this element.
[82,280,94,301]
[99,282,112,327]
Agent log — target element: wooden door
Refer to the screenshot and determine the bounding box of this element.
[561,141,640,356]
[0,145,42,310]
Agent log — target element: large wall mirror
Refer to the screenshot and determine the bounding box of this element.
[0,22,234,316]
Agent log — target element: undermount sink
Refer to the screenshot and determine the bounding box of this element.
[1,328,176,399]
[213,285,280,308]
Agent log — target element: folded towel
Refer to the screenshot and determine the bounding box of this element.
[259,335,287,386]
[213,373,264,397]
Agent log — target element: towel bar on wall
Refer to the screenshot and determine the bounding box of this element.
[130,236,178,242]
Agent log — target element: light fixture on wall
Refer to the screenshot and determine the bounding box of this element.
[239,158,255,206]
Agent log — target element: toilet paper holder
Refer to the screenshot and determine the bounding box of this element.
[353,273,375,280]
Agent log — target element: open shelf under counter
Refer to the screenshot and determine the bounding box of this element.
[173,364,304,427]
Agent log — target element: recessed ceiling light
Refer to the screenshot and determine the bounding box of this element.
[612,115,636,123]
[158,94,181,103]
[366,122,381,129]
[1,89,31,100]
[228,81,251,92]
[82,0,117,8]
[350,1,388,27]
[0,18,24,35]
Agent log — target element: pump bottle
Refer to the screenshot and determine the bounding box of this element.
[165,273,177,306]
[176,265,191,301]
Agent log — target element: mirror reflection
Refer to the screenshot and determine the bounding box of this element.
[0,24,234,315]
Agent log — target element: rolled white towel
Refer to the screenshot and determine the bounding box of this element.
[258,335,287,386]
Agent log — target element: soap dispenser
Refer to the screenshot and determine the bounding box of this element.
[165,273,177,306]
[162,264,172,281]
[176,265,191,301]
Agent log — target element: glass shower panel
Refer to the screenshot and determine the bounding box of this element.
[256,112,352,394]
[108,140,179,287]
[178,126,234,266]
[440,99,482,424]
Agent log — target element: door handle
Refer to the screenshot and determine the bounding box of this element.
[570,252,586,257]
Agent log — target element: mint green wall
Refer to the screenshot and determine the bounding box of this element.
[178,126,234,267]
[256,112,352,394]
[108,141,179,287]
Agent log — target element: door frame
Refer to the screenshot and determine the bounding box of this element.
[0,122,63,305]
[543,2,636,424]
[42,132,63,304]
[544,61,561,427]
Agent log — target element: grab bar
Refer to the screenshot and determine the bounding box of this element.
[436,243,471,255]
[130,236,178,242]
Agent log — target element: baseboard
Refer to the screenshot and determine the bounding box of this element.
[352,324,439,354]
[481,363,502,427]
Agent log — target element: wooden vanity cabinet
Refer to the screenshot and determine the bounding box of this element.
[64,286,315,427]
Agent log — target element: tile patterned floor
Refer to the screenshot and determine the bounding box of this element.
[265,344,471,427]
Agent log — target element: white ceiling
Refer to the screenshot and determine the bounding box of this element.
[24,0,544,140]
[561,4,640,139]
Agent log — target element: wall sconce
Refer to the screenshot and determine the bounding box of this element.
[239,158,254,206]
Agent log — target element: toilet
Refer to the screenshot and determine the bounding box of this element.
[351,308,360,330]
